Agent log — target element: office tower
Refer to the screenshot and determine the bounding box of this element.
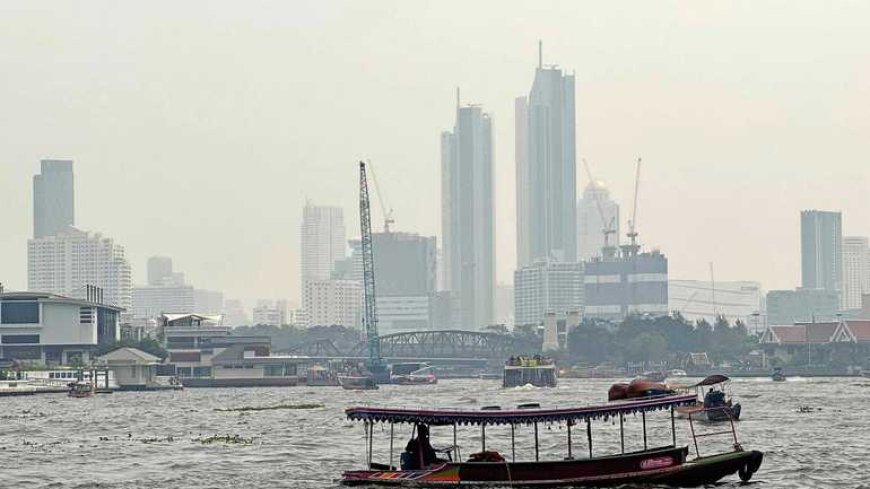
[766,288,839,325]
[800,210,842,301]
[514,261,584,328]
[301,204,346,283]
[441,98,495,329]
[28,227,132,311]
[132,285,195,318]
[584,251,668,321]
[223,299,249,327]
[147,256,174,286]
[33,159,74,238]
[842,236,870,310]
[516,44,577,266]
[194,289,225,316]
[577,180,620,261]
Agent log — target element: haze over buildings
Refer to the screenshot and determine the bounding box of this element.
[3,3,870,306]
[32,159,74,239]
[441,100,495,329]
[800,210,843,303]
[577,180,620,262]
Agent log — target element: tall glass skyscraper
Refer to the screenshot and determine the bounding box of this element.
[441,101,494,329]
[516,45,577,267]
[33,159,74,238]
[800,210,843,301]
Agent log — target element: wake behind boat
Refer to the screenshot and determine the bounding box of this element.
[341,394,763,487]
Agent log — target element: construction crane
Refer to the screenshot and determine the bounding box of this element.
[358,161,386,381]
[582,158,618,259]
[367,160,395,233]
[624,157,642,257]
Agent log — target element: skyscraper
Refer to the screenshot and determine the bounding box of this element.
[516,44,576,266]
[842,236,870,310]
[800,210,842,301]
[301,204,346,282]
[514,261,584,328]
[577,180,620,261]
[33,159,74,238]
[441,99,495,329]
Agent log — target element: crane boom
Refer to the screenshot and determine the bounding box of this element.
[582,158,617,257]
[625,157,642,256]
[367,160,394,233]
[359,161,384,375]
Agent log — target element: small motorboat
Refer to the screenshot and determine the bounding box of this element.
[772,367,786,382]
[67,381,94,398]
[339,375,379,390]
[668,369,688,377]
[674,375,742,422]
[391,366,437,385]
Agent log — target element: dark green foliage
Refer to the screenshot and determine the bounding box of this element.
[566,313,756,367]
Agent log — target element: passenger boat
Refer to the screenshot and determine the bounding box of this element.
[503,356,557,387]
[391,366,438,385]
[339,375,379,390]
[341,394,764,487]
[674,375,742,421]
[68,381,94,398]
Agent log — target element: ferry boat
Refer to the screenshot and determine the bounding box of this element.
[503,355,557,387]
[340,394,764,487]
[391,365,437,385]
[68,381,94,398]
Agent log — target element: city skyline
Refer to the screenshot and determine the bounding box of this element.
[2,2,870,307]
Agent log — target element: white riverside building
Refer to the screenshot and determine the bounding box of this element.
[514,261,584,328]
[0,291,121,366]
[303,279,363,328]
[28,227,132,312]
[668,280,764,325]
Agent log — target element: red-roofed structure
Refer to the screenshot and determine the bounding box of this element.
[761,320,870,368]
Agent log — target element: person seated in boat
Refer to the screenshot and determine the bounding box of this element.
[704,387,726,407]
[401,424,439,470]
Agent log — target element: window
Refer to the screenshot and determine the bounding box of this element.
[1,302,39,324]
[1,334,40,344]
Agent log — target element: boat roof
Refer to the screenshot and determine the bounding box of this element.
[694,374,730,387]
[346,393,696,426]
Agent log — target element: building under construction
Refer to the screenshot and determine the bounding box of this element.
[583,250,669,321]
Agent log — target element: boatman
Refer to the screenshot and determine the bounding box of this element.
[402,424,437,469]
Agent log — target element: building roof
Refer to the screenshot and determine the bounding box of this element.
[0,291,124,312]
[162,313,223,323]
[833,320,870,343]
[97,347,162,365]
[763,322,841,344]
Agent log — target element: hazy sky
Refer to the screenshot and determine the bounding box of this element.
[2,1,869,309]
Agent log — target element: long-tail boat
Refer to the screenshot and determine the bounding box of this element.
[341,394,763,486]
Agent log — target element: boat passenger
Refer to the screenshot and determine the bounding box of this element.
[402,424,438,470]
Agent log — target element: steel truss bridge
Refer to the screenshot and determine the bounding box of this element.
[283,330,537,365]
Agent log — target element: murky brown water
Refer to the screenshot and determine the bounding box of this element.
[2,377,868,488]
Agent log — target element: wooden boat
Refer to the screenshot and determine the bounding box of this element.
[339,375,379,390]
[674,375,742,421]
[67,381,94,398]
[341,394,764,487]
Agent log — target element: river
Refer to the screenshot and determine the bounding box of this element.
[1,377,868,488]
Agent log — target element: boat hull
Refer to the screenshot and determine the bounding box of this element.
[341,446,763,487]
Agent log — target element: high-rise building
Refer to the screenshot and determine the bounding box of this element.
[28,227,132,311]
[842,236,870,310]
[516,44,576,266]
[577,181,620,261]
[33,159,74,238]
[194,289,225,316]
[303,279,363,327]
[252,299,287,326]
[514,261,584,328]
[222,299,249,327]
[800,210,842,301]
[584,251,668,321]
[147,256,174,286]
[301,204,346,283]
[441,99,495,329]
[132,285,195,318]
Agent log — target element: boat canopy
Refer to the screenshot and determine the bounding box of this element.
[346,394,696,426]
[693,374,730,387]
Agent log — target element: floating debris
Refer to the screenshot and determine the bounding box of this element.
[214,402,324,412]
[197,434,254,445]
[797,406,821,413]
